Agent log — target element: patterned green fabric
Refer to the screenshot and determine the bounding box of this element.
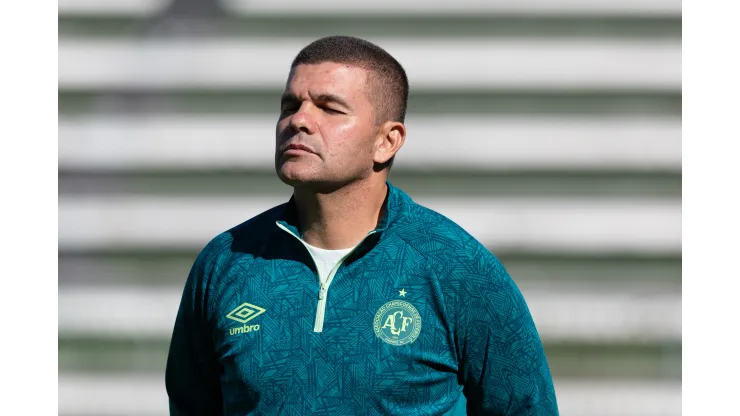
[166,181,558,415]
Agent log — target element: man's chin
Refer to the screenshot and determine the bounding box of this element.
[276,167,317,187]
[278,176,310,188]
[276,170,349,194]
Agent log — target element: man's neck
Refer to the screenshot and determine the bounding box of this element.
[293,178,387,250]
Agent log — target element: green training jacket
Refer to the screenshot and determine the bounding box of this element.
[166,181,559,415]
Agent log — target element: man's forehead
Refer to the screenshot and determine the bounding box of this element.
[286,62,370,91]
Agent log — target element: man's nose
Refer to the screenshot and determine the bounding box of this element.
[289,104,316,135]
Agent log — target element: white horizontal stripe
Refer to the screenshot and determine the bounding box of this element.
[554,380,681,416]
[57,286,680,342]
[58,374,681,416]
[58,38,680,90]
[58,116,681,171]
[223,0,681,17]
[59,287,181,339]
[59,375,165,416]
[524,290,681,343]
[58,0,682,17]
[58,0,170,15]
[58,196,681,254]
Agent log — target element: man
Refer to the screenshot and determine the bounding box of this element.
[166,35,558,415]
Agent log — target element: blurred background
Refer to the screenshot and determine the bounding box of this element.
[58,0,681,415]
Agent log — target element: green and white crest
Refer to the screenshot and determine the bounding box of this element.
[373,300,422,346]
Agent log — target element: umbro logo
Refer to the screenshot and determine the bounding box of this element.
[226,302,266,336]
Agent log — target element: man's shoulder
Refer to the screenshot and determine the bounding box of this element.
[197,202,288,263]
[395,201,501,269]
[227,202,287,239]
[394,200,514,300]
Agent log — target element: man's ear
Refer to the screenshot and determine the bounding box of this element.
[374,121,406,165]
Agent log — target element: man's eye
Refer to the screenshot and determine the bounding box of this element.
[322,106,342,114]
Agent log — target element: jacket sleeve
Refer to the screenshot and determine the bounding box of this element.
[165,247,223,415]
[457,255,559,415]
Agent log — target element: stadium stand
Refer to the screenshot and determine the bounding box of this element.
[58,0,681,414]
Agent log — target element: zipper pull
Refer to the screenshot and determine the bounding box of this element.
[318,283,327,300]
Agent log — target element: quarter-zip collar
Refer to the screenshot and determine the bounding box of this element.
[274,181,410,332]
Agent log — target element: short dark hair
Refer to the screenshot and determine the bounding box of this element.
[291,36,409,124]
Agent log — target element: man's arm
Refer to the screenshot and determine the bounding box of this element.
[165,248,223,415]
[457,257,559,415]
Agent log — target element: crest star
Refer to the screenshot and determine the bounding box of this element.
[399,289,407,297]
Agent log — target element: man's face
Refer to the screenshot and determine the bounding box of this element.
[275,62,379,190]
